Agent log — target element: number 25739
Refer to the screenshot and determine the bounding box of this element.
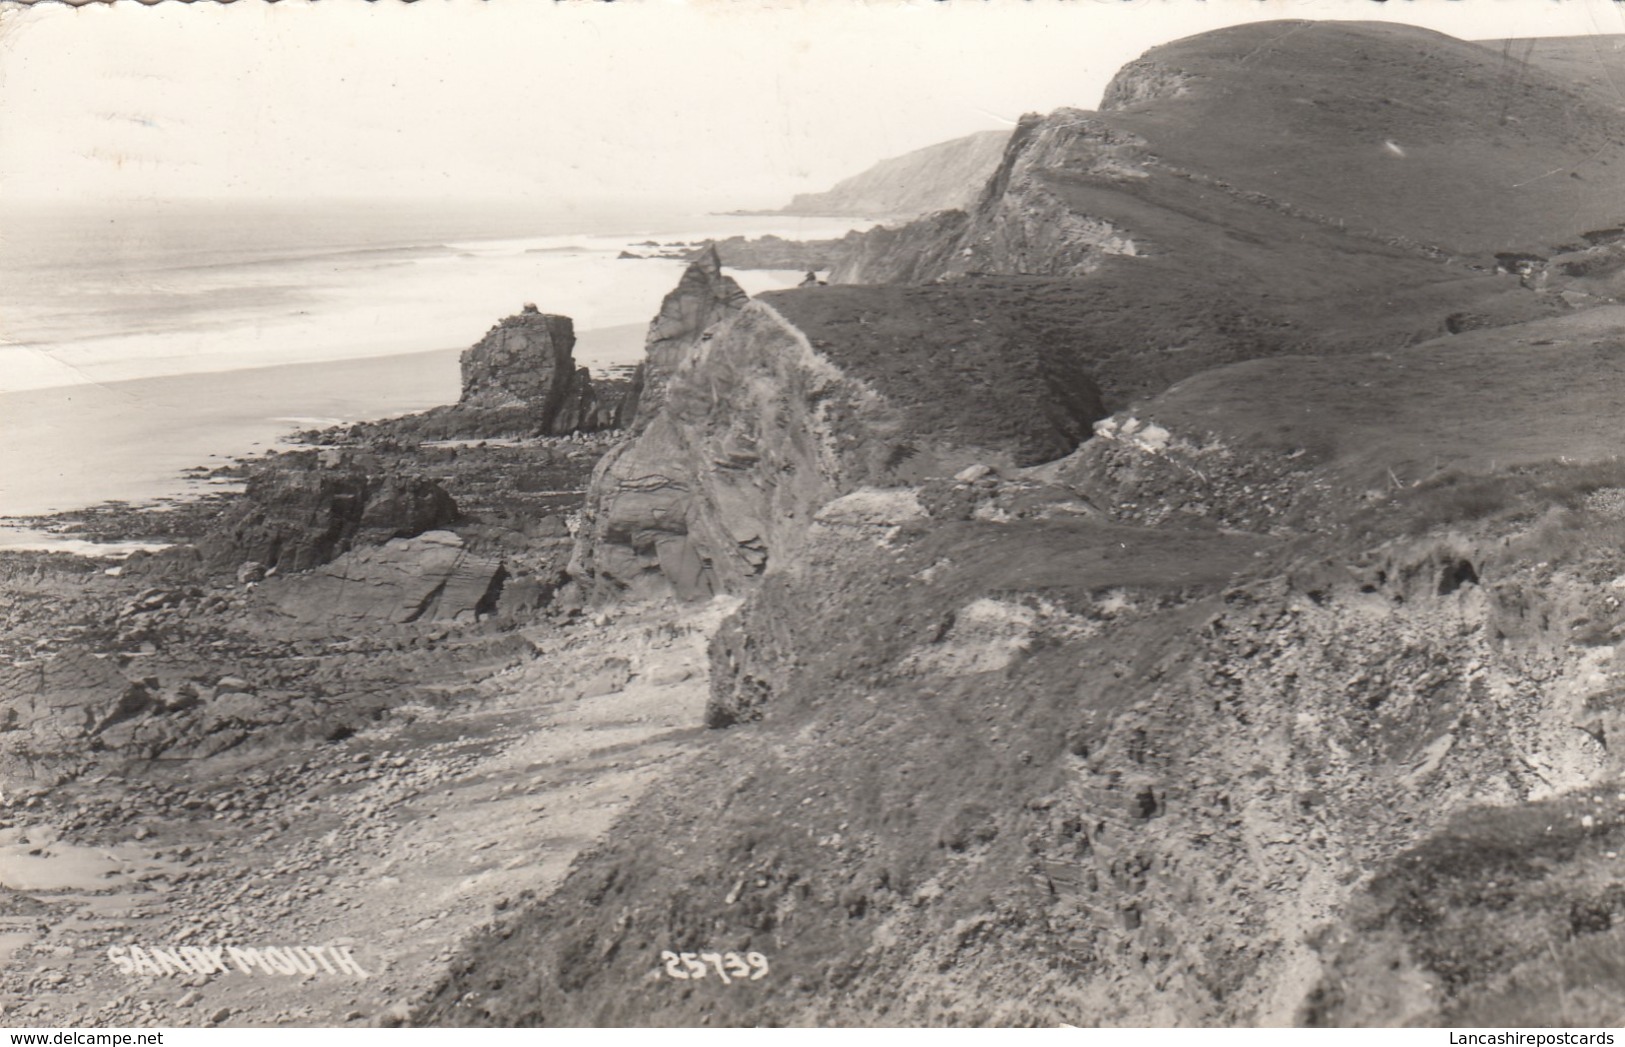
[660,950,769,984]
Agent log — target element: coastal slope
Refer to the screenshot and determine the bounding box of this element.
[416,22,1625,1027]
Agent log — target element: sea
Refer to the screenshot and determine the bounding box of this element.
[0,198,867,544]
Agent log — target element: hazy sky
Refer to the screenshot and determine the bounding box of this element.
[4,0,1625,210]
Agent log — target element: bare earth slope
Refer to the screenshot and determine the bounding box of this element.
[0,600,724,1027]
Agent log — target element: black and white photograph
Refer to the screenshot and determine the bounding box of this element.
[5,0,1625,1031]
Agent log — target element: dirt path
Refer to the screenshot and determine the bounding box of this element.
[0,598,731,1027]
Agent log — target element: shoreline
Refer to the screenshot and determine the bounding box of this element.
[0,321,649,529]
[0,348,458,524]
[1,321,650,400]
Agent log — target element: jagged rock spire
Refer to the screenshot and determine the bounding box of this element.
[620,245,749,434]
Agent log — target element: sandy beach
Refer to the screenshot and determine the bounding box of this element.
[0,320,647,522]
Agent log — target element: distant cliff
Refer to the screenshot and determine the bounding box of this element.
[837,20,1625,287]
[780,130,1011,218]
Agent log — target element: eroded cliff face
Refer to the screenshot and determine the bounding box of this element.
[573,264,1118,602]
[831,113,1145,284]
[572,297,900,601]
[949,111,1144,278]
[781,130,1012,219]
[1098,57,1195,111]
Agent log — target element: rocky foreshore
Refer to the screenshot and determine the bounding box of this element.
[0,298,654,1024]
[616,233,857,273]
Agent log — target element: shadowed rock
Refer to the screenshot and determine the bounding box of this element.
[203,457,460,575]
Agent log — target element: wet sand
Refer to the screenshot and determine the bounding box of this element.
[0,323,647,520]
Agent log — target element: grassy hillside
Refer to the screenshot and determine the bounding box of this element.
[1112,305,1625,492]
[1503,33,1625,114]
[1107,21,1625,254]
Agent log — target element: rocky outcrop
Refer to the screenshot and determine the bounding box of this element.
[575,269,1114,602]
[615,247,749,436]
[348,308,621,443]
[453,309,614,436]
[831,111,1144,284]
[574,299,899,602]
[0,645,266,785]
[0,648,147,785]
[461,310,577,411]
[780,130,1012,218]
[949,111,1143,276]
[265,530,505,627]
[202,455,460,575]
[1099,57,1195,110]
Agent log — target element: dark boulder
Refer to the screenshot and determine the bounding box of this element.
[202,455,460,575]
